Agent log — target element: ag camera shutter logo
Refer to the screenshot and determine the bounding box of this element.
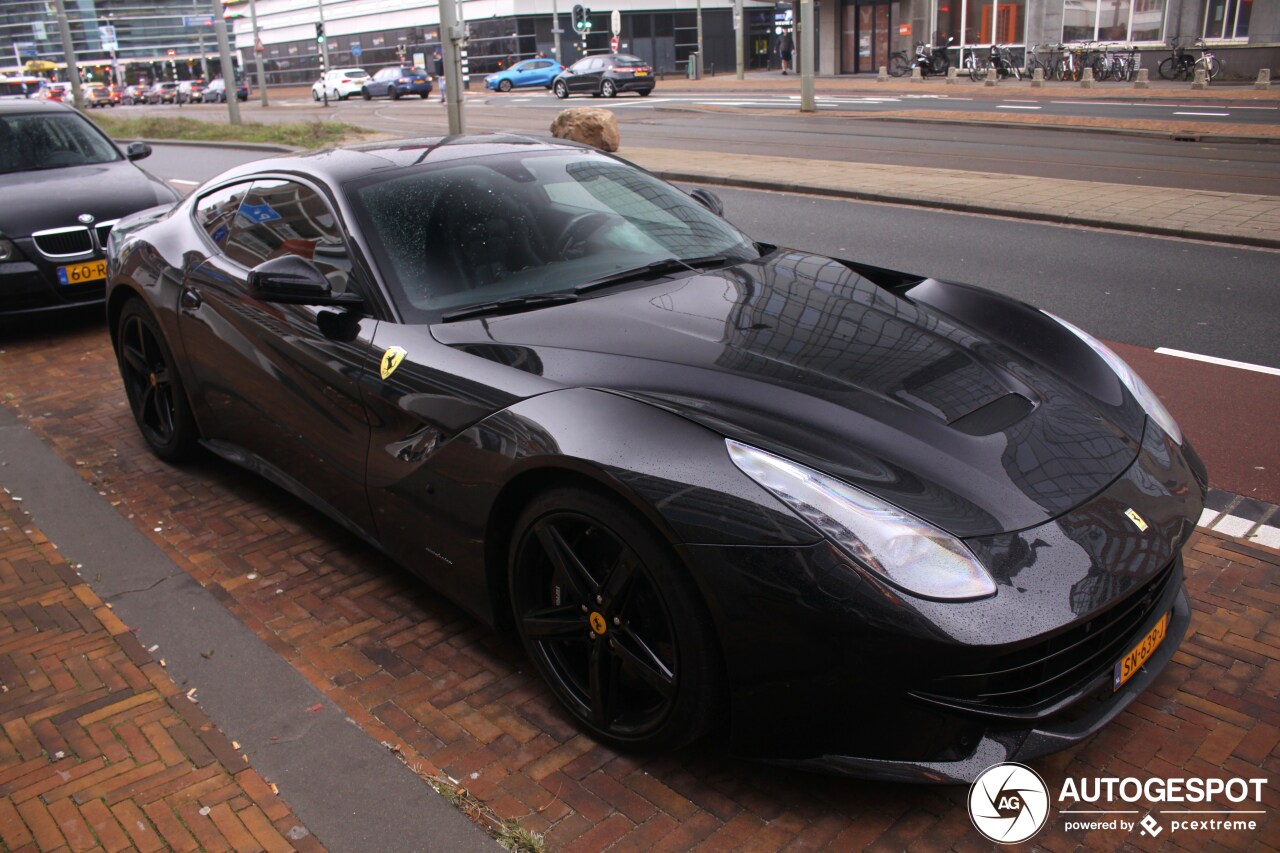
[968,763,1051,844]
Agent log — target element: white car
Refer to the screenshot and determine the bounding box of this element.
[311,68,369,101]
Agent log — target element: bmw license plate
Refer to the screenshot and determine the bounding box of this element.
[57,259,107,286]
[1113,611,1169,691]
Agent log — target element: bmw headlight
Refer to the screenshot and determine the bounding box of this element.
[1044,311,1183,445]
[726,440,997,601]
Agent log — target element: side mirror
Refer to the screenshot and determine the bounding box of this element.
[688,187,724,217]
[126,141,152,161]
[247,255,364,308]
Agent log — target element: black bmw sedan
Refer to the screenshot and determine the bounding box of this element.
[0,99,179,316]
[105,136,1206,782]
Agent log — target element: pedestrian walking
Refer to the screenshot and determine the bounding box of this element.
[434,50,446,102]
[778,31,794,75]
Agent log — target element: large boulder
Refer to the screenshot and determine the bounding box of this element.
[550,107,620,152]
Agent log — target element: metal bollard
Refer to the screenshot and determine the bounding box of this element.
[946,67,959,84]
[1134,67,1150,89]
[1031,66,1044,88]
[877,65,888,82]
[1256,69,1272,91]
[984,67,997,86]
[909,66,923,83]
[1192,67,1207,90]
[1080,67,1094,88]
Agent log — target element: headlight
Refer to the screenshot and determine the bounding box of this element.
[1044,311,1182,445]
[726,440,997,601]
[0,238,21,261]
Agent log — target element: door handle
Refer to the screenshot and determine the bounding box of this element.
[180,287,202,310]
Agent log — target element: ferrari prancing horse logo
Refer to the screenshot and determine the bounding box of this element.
[380,346,407,380]
[1125,508,1149,532]
[588,612,608,635]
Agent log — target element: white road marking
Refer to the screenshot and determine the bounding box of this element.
[1050,100,1135,107]
[996,105,1041,110]
[1154,347,1280,377]
[1173,111,1230,117]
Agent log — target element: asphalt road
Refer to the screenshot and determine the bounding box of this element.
[125,98,1280,195]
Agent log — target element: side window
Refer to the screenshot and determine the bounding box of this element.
[223,180,354,293]
[530,61,551,70]
[194,182,252,249]
[570,59,591,73]
[588,58,606,71]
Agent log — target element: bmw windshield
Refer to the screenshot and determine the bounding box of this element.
[347,150,758,322]
[0,111,123,174]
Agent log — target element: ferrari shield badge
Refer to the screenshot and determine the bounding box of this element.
[1124,508,1149,532]
[380,346,407,380]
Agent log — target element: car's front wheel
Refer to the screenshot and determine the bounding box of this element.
[510,487,721,751]
[390,87,400,100]
[553,80,569,99]
[116,300,199,463]
[312,88,320,101]
[498,79,513,92]
[362,87,371,100]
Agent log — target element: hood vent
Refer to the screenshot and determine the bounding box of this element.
[949,393,1035,436]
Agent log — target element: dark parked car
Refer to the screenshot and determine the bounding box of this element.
[553,53,654,98]
[105,136,1204,781]
[361,66,433,99]
[204,78,249,103]
[121,84,149,105]
[0,99,178,315]
[146,82,179,104]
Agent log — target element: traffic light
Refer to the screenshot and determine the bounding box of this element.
[315,22,325,44]
[572,4,587,33]
[583,9,592,32]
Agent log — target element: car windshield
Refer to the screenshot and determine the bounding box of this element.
[349,149,757,321]
[0,111,122,174]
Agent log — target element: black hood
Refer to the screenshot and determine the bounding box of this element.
[432,250,1147,537]
[0,160,175,238]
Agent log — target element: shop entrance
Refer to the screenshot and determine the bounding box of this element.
[842,0,890,75]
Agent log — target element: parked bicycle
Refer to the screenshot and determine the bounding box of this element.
[888,37,953,78]
[1158,37,1222,82]
[969,43,1021,81]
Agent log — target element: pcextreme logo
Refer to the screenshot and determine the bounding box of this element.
[968,763,1051,844]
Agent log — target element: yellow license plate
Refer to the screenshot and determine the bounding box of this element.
[1113,612,1169,691]
[635,71,649,76]
[57,259,107,286]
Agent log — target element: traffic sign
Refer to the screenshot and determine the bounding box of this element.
[351,43,362,57]
[15,42,37,58]
[610,35,619,53]
[611,9,621,36]
[254,37,264,53]
[183,15,213,27]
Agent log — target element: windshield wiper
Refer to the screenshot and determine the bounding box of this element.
[440,291,579,323]
[574,255,733,294]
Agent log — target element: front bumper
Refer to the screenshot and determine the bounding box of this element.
[683,427,1204,782]
[1,244,107,315]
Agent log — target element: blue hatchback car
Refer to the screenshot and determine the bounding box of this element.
[361,66,433,99]
[485,58,565,92]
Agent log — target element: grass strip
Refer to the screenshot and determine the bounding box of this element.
[88,113,373,149]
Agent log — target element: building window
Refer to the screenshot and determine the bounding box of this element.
[1204,0,1251,40]
[935,0,1025,46]
[1063,0,1165,42]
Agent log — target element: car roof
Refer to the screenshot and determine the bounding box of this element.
[0,98,78,115]
[201,134,603,189]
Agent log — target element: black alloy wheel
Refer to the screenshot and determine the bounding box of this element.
[510,488,720,751]
[553,80,569,99]
[116,301,199,462]
[362,87,372,100]
[390,87,400,100]
[499,79,513,92]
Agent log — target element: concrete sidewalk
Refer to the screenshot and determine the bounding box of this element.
[622,146,1280,249]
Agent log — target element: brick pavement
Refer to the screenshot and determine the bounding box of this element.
[0,489,320,853]
[1,315,1277,851]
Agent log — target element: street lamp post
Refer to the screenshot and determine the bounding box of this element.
[51,0,84,110]
[695,0,703,77]
[551,0,562,65]
[439,0,465,134]
[799,0,814,111]
[734,0,743,80]
[210,0,241,123]
[248,0,268,106]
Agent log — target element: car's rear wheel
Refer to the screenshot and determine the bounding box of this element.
[332,88,342,101]
[390,87,400,100]
[553,80,569,99]
[116,300,199,463]
[638,89,651,97]
[510,487,721,751]
[602,79,617,98]
[499,79,513,92]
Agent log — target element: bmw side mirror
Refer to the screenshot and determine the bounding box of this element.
[689,187,724,217]
[126,141,152,162]
[247,255,364,309]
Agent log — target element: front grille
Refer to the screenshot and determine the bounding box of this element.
[925,562,1175,711]
[32,227,92,258]
[96,221,117,246]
